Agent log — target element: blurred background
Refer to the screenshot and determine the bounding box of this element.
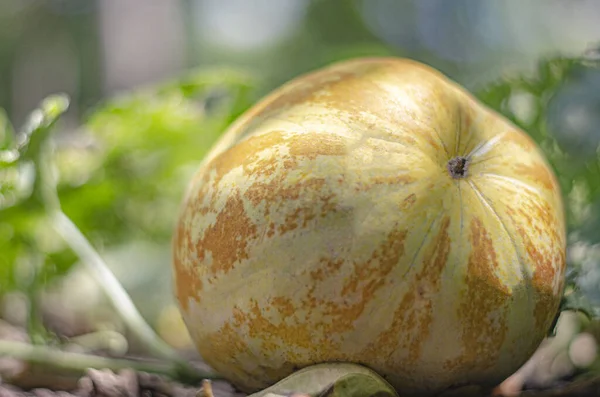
[3,0,600,127]
[1,0,600,395]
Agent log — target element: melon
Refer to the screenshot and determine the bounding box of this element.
[172,58,566,396]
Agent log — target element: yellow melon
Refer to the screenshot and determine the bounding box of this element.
[172,57,566,396]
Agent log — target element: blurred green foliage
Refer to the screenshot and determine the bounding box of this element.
[0,67,255,294]
[1,93,73,299]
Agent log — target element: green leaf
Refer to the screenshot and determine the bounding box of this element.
[317,372,398,397]
[560,285,598,321]
[0,108,18,169]
[1,69,256,295]
[247,363,398,397]
[18,93,70,160]
[0,94,71,294]
[0,107,15,150]
[66,68,256,244]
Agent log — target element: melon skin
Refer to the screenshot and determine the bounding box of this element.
[172,57,566,396]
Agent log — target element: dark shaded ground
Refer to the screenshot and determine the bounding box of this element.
[0,369,226,397]
[1,300,600,397]
[0,318,243,397]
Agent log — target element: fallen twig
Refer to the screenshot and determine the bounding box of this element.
[0,340,181,378]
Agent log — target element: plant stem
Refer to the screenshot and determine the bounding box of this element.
[51,211,151,349]
[44,183,220,382]
[28,97,219,383]
[49,211,185,364]
[0,340,222,380]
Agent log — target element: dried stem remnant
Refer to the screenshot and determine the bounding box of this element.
[447,156,469,179]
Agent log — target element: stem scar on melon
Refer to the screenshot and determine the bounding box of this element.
[447,156,470,179]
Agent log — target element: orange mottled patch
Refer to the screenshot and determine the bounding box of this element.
[361,217,451,367]
[173,221,203,311]
[196,192,258,278]
[508,206,543,235]
[361,285,416,365]
[237,299,326,357]
[448,217,510,372]
[513,162,558,192]
[326,229,407,333]
[227,58,445,143]
[400,193,417,211]
[505,128,538,152]
[277,193,336,235]
[508,194,561,244]
[354,174,416,192]
[250,133,347,175]
[234,134,347,227]
[244,176,327,211]
[286,133,347,159]
[195,129,344,202]
[421,128,443,153]
[230,67,364,135]
[514,222,562,331]
[239,60,452,156]
[244,175,338,238]
[408,216,452,359]
[520,229,556,288]
[195,321,251,384]
[309,258,344,283]
[225,132,347,180]
[532,278,560,335]
[207,131,287,188]
[504,190,564,332]
[278,207,303,235]
[201,228,408,383]
[271,296,296,317]
[460,104,473,133]
[199,298,328,392]
[304,73,447,151]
